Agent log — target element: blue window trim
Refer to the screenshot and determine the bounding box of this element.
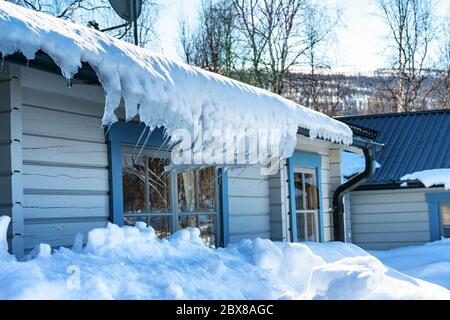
[106,121,229,246]
[287,151,324,242]
[219,168,230,246]
[425,192,450,241]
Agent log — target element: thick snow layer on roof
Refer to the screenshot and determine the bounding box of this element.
[0,2,352,163]
[342,151,381,178]
[400,169,450,190]
[0,217,449,299]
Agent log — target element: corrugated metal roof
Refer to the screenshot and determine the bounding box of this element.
[338,109,450,185]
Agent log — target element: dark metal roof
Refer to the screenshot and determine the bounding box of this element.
[338,109,450,186]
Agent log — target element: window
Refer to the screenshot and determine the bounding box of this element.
[121,145,220,247]
[293,167,320,242]
[425,193,450,241]
[440,204,450,238]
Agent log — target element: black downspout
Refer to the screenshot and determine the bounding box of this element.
[332,145,377,242]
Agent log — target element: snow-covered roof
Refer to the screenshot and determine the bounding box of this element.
[401,169,450,190]
[0,2,352,163]
[340,110,450,184]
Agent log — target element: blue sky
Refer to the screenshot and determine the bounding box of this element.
[155,0,450,70]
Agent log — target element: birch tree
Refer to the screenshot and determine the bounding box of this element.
[376,0,436,112]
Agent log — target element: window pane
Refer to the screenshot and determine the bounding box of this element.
[304,173,319,210]
[440,204,450,238]
[198,167,216,212]
[294,173,304,210]
[123,215,171,239]
[148,157,170,212]
[178,214,216,247]
[296,211,306,241]
[178,171,197,212]
[297,211,318,242]
[178,214,197,229]
[306,211,317,242]
[122,154,147,213]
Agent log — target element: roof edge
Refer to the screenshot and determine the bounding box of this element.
[336,109,450,120]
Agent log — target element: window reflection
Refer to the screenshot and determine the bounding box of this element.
[178,171,196,212]
[178,214,216,247]
[121,145,220,247]
[148,157,170,212]
[294,168,319,242]
[122,155,146,213]
[198,167,216,212]
[294,172,304,210]
[440,204,450,238]
[304,173,319,210]
[178,167,216,212]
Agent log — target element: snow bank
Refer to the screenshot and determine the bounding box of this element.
[400,169,450,190]
[342,151,381,178]
[373,239,450,290]
[0,217,448,300]
[0,2,352,164]
[0,216,10,258]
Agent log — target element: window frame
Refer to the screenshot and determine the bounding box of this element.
[293,166,320,242]
[106,121,229,247]
[426,192,450,241]
[287,151,324,243]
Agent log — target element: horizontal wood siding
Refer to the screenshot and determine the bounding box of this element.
[268,159,289,241]
[0,64,24,256]
[228,166,271,243]
[20,67,109,251]
[350,187,447,249]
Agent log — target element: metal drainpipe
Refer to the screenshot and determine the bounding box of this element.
[332,145,377,242]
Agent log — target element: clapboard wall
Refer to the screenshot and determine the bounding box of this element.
[0,64,24,255]
[268,159,290,242]
[228,166,272,243]
[350,187,446,249]
[19,66,109,251]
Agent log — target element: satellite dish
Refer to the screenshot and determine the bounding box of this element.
[108,0,142,22]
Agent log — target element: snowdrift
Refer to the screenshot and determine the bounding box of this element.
[0,2,352,164]
[0,217,448,300]
[372,239,450,290]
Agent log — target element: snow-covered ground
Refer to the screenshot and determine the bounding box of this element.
[372,239,450,290]
[0,216,448,300]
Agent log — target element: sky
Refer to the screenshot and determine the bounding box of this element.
[154,0,450,71]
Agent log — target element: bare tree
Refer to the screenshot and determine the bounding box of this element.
[376,0,436,112]
[8,0,160,48]
[300,3,341,111]
[178,16,195,65]
[233,0,311,94]
[178,0,236,76]
[8,0,109,20]
[436,17,450,108]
